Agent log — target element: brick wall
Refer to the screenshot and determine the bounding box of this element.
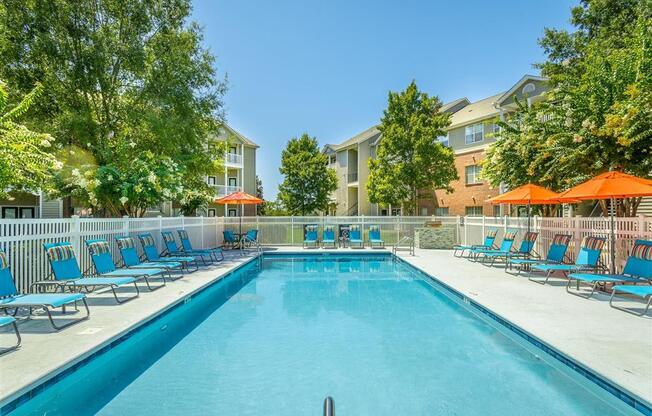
[434,149,500,216]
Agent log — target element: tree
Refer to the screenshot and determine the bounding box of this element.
[0,0,226,216]
[255,175,264,215]
[367,81,458,215]
[278,134,337,215]
[0,81,60,199]
[483,0,652,216]
[261,199,289,216]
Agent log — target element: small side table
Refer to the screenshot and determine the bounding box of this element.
[338,237,349,248]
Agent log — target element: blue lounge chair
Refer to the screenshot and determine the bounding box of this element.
[528,236,606,284]
[507,234,572,275]
[177,229,224,261]
[1,249,89,329]
[86,239,167,290]
[303,225,319,248]
[161,231,211,265]
[469,229,518,261]
[481,232,538,267]
[567,239,652,301]
[322,226,337,248]
[453,228,498,257]
[349,225,364,248]
[115,236,184,278]
[138,233,199,272]
[610,286,652,316]
[0,316,20,354]
[223,230,238,249]
[368,225,384,248]
[41,242,139,304]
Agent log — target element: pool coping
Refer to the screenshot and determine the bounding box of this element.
[394,255,652,416]
[1,250,649,415]
[0,255,260,415]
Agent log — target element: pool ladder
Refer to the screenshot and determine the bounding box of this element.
[392,235,415,256]
[239,235,262,256]
[323,396,335,416]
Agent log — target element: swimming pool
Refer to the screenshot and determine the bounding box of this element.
[6,254,639,415]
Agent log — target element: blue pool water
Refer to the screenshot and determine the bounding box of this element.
[9,254,635,415]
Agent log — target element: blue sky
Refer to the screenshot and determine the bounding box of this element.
[192,0,577,200]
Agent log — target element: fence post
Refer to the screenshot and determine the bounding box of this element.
[291,216,294,246]
[200,216,205,248]
[638,214,645,238]
[122,215,129,237]
[574,215,581,257]
[503,215,509,233]
[464,216,468,245]
[71,215,81,257]
[481,215,486,240]
[157,215,163,246]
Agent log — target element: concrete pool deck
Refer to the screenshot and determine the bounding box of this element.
[0,246,650,411]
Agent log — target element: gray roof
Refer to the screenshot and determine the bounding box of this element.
[217,124,259,148]
[448,93,504,128]
[325,125,380,151]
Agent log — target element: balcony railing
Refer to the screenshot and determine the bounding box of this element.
[347,172,358,183]
[225,152,243,166]
[212,185,242,197]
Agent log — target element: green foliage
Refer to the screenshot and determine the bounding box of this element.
[0,0,226,216]
[0,81,59,198]
[367,81,458,214]
[261,199,289,216]
[483,0,652,215]
[278,134,337,215]
[255,175,264,215]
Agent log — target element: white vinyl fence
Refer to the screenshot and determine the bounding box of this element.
[1,214,650,293]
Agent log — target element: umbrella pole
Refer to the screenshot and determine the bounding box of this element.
[610,197,616,274]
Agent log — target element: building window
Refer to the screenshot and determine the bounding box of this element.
[228,208,237,217]
[207,176,216,185]
[465,123,484,144]
[391,208,401,216]
[329,154,336,165]
[492,123,501,134]
[465,165,482,185]
[493,205,501,217]
[465,206,483,216]
[228,177,237,187]
[207,208,216,217]
[380,208,388,216]
[435,207,449,216]
[420,207,428,216]
[228,145,237,154]
[437,134,449,147]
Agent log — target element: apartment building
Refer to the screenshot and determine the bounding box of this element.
[204,124,259,217]
[324,75,550,216]
[0,123,258,218]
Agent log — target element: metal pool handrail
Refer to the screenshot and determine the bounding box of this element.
[323,396,334,416]
[393,236,415,256]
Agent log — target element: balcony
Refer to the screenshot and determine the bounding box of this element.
[212,185,242,198]
[225,152,243,168]
[347,172,358,184]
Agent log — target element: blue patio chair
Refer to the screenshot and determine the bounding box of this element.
[161,231,211,265]
[223,230,238,249]
[528,236,606,284]
[85,239,167,291]
[303,225,319,248]
[0,316,20,354]
[567,239,652,301]
[243,229,259,247]
[322,226,337,248]
[507,234,572,275]
[115,236,184,278]
[453,228,498,257]
[481,232,538,267]
[368,225,384,248]
[137,233,199,272]
[0,249,89,329]
[177,229,224,261]
[610,286,652,316]
[469,229,518,261]
[349,225,364,248]
[40,242,139,304]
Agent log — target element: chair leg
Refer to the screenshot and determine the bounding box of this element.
[609,289,652,316]
[44,298,90,330]
[0,322,21,355]
[565,279,599,299]
[141,274,165,291]
[110,283,140,304]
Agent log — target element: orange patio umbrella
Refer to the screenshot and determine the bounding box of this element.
[555,171,652,273]
[487,183,563,237]
[215,191,263,236]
